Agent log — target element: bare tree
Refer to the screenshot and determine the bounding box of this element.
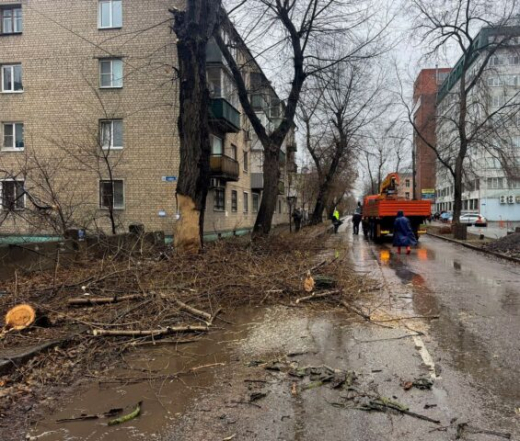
[171,0,222,252]
[299,61,386,223]
[406,0,520,236]
[216,0,390,235]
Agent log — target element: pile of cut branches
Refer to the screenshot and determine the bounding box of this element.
[0,226,375,434]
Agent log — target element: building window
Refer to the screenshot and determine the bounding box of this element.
[278,199,282,213]
[98,0,122,29]
[3,123,24,150]
[100,59,123,88]
[1,180,24,210]
[243,192,249,213]
[405,192,410,200]
[252,192,260,213]
[243,150,248,172]
[211,134,223,155]
[231,190,237,212]
[1,64,22,92]
[490,56,503,66]
[487,177,504,189]
[509,56,520,65]
[99,179,124,209]
[1,6,22,34]
[512,136,520,148]
[230,144,237,160]
[214,187,225,211]
[100,120,123,150]
[405,179,410,188]
[492,95,505,108]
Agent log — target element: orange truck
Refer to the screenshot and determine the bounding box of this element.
[362,173,432,241]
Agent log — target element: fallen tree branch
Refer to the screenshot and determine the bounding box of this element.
[68,294,146,306]
[92,325,208,337]
[341,300,371,321]
[108,401,142,426]
[172,297,212,322]
[295,290,340,304]
[359,399,441,424]
[374,315,440,323]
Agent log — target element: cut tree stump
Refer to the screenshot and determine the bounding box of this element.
[4,304,36,330]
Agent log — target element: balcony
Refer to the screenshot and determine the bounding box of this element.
[210,154,239,181]
[251,173,264,190]
[209,98,240,133]
[278,180,285,195]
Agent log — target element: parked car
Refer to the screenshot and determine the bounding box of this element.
[440,212,452,223]
[459,213,487,227]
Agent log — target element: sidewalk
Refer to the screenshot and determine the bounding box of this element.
[431,220,519,239]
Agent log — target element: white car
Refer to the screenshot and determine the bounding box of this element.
[459,213,487,227]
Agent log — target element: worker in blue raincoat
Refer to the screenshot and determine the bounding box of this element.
[393,210,417,254]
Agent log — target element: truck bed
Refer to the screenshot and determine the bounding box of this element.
[363,199,432,218]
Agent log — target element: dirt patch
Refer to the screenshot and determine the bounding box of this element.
[483,232,520,258]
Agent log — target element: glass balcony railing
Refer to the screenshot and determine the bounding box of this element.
[209,98,240,133]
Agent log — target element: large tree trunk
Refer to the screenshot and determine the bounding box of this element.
[311,183,329,224]
[254,146,280,235]
[172,1,220,253]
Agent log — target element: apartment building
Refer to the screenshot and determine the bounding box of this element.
[0,0,295,238]
[413,68,451,202]
[435,25,520,220]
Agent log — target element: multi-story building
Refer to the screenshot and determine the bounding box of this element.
[0,0,295,238]
[435,25,520,220]
[413,68,451,202]
[396,172,414,200]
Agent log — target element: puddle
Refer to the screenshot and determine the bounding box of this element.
[30,307,266,441]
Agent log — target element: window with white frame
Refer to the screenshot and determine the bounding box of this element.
[211,134,223,155]
[99,59,123,88]
[252,192,260,213]
[487,177,504,189]
[98,0,122,29]
[490,56,504,66]
[231,190,237,212]
[1,5,22,34]
[99,179,124,209]
[492,95,505,108]
[487,77,501,87]
[243,191,249,213]
[100,120,123,149]
[3,123,24,150]
[509,55,520,65]
[1,180,24,210]
[214,187,225,210]
[1,64,22,92]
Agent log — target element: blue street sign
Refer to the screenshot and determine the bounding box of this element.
[162,176,177,182]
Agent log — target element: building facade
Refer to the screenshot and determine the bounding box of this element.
[413,68,451,202]
[0,0,295,238]
[435,25,520,221]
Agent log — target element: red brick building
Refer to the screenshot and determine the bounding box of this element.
[413,68,451,201]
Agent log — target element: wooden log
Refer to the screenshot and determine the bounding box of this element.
[68,294,145,306]
[92,325,208,337]
[295,290,340,304]
[5,304,36,330]
[173,298,212,321]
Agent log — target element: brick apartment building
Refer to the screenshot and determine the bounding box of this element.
[0,0,295,238]
[412,68,451,203]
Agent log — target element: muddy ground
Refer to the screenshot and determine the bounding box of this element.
[15,222,519,441]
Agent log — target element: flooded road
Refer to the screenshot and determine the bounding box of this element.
[28,225,520,440]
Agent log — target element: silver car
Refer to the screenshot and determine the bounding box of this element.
[459,213,487,227]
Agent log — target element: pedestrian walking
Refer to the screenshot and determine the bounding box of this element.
[393,210,417,254]
[352,202,362,235]
[292,207,302,232]
[332,208,342,234]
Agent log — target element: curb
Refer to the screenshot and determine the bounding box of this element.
[426,232,520,265]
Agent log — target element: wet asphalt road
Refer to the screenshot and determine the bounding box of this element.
[31,223,520,440]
